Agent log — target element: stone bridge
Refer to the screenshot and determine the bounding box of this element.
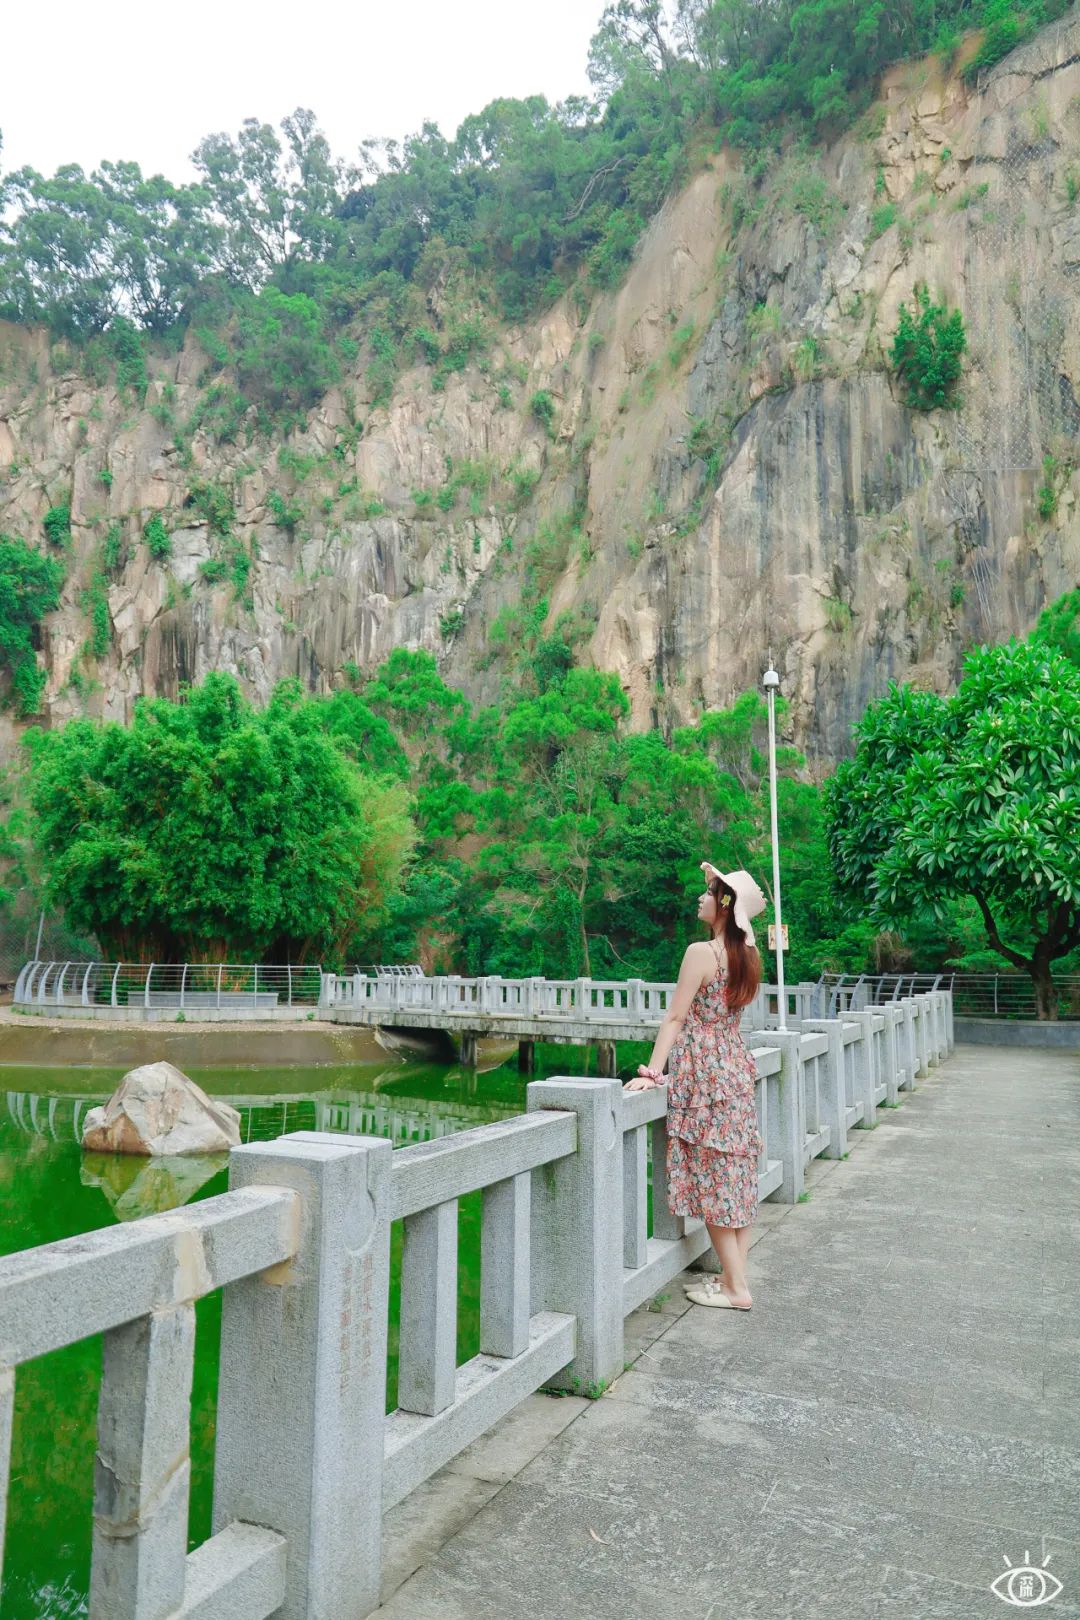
[2,993,1059,1619]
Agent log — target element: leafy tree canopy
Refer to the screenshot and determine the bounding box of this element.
[1,0,1065,420]
[25,673,414,962]
[826,629,1080,1016]
[0,538,65,718]
[20,615,1059,992]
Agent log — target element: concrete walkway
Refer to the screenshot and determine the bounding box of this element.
[376,1045,1080,1620]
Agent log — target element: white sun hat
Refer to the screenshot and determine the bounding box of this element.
[702,863,766,949]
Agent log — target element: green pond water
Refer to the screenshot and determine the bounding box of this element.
[0,1051,615,1620]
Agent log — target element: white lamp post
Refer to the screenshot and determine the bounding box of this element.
[763,659,786,1032]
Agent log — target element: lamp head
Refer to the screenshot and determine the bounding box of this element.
[762,665,780,690]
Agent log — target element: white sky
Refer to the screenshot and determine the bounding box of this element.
[2,0,610,181]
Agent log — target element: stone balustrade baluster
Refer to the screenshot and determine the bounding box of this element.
[526,1077,623,1393]
[848,1009,879,1129]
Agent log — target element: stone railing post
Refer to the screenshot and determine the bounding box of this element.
[212,1131,392,1620]
[899,1000,917,1090]
[848,1010,879,1129]
[769,1032,805,1203]
[649,1110,684,1242]
[796,981,818,1022]
[628,978,643,1017]
[575,977,591,1020]
[526,1077,623,1394]
[90,1303,195,1617]
[914,997,930,1079]
[924,994,940,1066]
[882,1006,901,1105]
[801,1020,846,1159]
[935,991,949,1059]
[944,989,955,1052]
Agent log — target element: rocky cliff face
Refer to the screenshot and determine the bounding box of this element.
[3,15,1080,766]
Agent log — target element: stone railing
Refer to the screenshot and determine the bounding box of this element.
[320,968,676,1021]
[0,989,952,1619]
[322,971,849,1033]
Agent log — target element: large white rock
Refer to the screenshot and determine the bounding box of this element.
[81,1062,241,1156]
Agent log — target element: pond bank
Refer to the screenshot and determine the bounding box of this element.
[0,1007,392,1068]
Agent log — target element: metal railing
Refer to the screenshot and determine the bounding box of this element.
[352,963,424,978]
[818,970,1080,1020]
[14,961,323,1011]
[816,972,950,1018]
[947,973,1080,1020]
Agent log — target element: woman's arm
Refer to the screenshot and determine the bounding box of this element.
[624,943,713,1089]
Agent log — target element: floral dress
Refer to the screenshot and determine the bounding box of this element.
[665,939,762,1228]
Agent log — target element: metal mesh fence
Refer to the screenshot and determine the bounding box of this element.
[0,905,98,992]
[956,50,1080,473]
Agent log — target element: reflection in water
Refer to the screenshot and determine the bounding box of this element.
[0,1058,532,1620]
[7,1069,503,1153]
[79,1153,227,1220]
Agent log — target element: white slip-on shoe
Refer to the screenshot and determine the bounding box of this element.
[685,1287,751,1310]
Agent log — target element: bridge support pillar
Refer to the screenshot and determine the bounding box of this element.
[595,1040,617,1078]
[459,1031,479,1068]
[518,1039,535,1075]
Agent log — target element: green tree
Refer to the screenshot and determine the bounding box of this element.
[0,163,217,336]
[26,674,414,962]
[826,637,1080,1018]
[143,514,171,560]
[1030,586,1080,669]
[890,284,967,410]
[191,108,350,286]
[231,287,341,417]
[0,538,64,716]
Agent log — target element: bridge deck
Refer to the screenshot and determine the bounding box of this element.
[375,1044,1080,1620]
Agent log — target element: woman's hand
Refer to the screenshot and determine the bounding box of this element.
[624,1064,663,1091]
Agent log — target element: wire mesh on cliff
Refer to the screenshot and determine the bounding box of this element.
[956,47,1080,472]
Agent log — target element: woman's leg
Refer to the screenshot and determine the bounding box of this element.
[705,1222,751,1280]
[706,1222,752,1306]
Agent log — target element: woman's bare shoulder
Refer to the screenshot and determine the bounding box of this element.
[680,940,719,973]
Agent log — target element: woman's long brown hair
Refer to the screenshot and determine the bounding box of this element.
[709,878,762,1012]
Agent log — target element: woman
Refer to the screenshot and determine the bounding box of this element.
[625,861,765,1310]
